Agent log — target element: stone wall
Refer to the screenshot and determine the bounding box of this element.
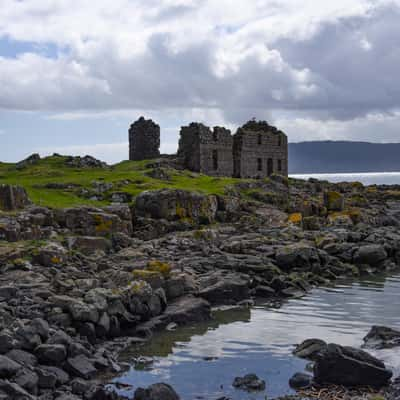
[178,123,233,177]
[129,117,160,161]
[233,121,288,178]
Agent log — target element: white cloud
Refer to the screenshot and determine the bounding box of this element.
[0,0,399,139]
[0,129,4,135]
[275,111,400,143]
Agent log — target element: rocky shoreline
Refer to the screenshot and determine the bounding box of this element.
[1,173,400,399]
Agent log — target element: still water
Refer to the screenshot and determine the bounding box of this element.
[290,172,400,185]
[112,273,400,399]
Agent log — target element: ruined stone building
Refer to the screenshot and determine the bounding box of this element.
[233,120,288,178]
[177,123,234,177]
[129,117,288,178]
[178,120,288,178]
[129,117,160,161]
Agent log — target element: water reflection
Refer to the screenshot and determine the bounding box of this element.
[113,273,400,399]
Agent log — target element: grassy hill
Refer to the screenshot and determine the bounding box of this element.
[0,155,241,208]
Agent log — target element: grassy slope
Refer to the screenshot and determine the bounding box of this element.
[0,156,242,208]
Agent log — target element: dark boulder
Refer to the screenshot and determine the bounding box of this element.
[134,383,180,400]
[293,339,327,361]
[232,374,266,391]
[289,372,313,389]
[353,245,387,266]
[16,153,41,169]
[363,326,400,349]
[35,344,67,365]
[163,296,211,324]
[0,184,31,211]
[314,343,392,387]
[198,273,249,305]
[65,355,97,379]
[0,355,20,378]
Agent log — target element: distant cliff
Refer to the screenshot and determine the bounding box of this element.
[289,141,400,173]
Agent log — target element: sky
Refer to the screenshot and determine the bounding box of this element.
[1,0,400,164]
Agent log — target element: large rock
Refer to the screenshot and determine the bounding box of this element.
[0,355,20,378]
[293,339,327,360]
[324,191,345,211]
[65,355,97,379]
[67,236,112,256]
[0,184,30,211]
[134,383,180,400]
[232,374,266,391]
[163,296,211,324]
[314,343,393,387]
[16,153,41,169]
[56,207,131,237]
[134,189,218,224]
[35,344,67,365]
[353,245,387,266]
[50,295,99,323]
[363,326,400,349]
[275,242,320,271]
[198,273,249,305]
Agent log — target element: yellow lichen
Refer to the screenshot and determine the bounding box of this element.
[93,214,113,233]
[132,269,161,280]
[51,256,61,264]
[147,260,172,277]
[176,205,187,219]
[288,212,302,224]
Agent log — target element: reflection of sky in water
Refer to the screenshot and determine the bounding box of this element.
[290,172,400,185]
[113,274,400,399]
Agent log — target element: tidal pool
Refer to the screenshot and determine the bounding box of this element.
[111,273,400,399]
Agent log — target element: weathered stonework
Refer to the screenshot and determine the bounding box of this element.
[130,118,288,178]
[233,120,288,178]
[178,123,233,177]
[129,117,160,161]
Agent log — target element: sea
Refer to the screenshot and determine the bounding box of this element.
[290,172,400,186]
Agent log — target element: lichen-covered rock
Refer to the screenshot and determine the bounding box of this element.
[134,189,218,224]
[34,242,68,267]
[275,242,320,271]
[67,236,112,256]
[56,207,131,237]
[0,184,31,211]
[324,191,345,211]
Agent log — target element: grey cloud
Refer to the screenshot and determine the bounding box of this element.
[273,4,400,119]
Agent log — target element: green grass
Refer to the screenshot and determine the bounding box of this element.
[0,156,243,208]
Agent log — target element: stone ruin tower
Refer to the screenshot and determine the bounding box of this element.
[178,123,233,177]
[129,117,160,161]
[233,120,288,178]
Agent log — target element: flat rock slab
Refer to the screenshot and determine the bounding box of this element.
[163,296,211,324]
[65,355,97,380]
